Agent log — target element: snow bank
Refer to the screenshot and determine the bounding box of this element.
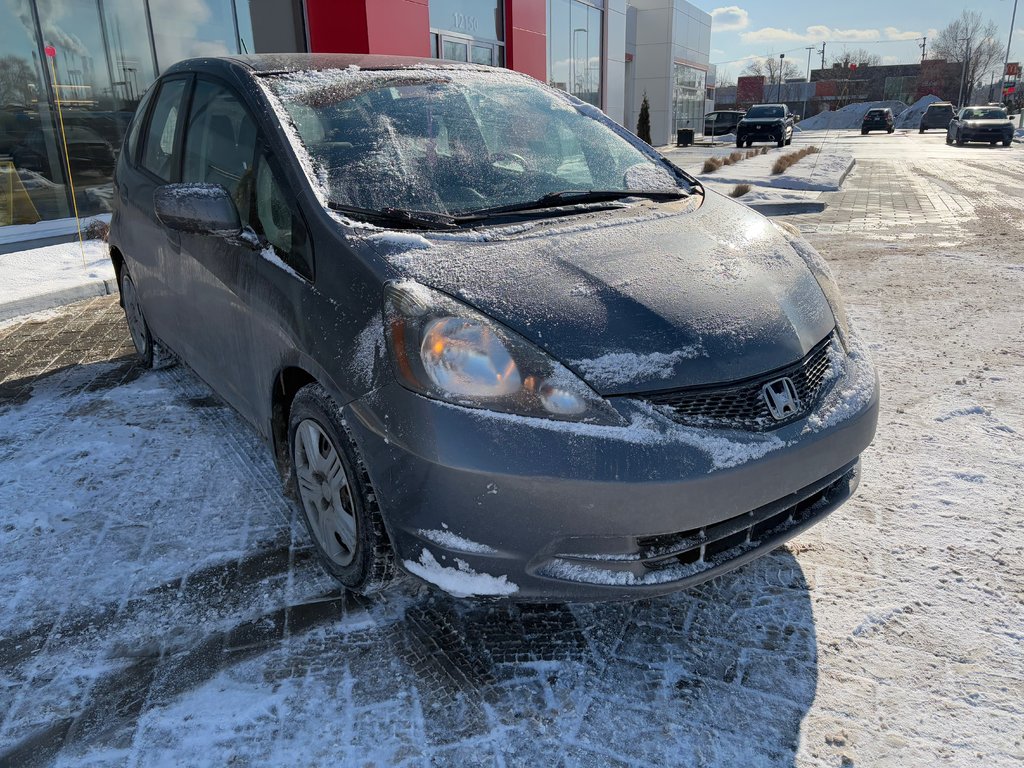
[795,100,908,131]
[0,238,112,315]
[403,548,518,597]
[895,94,944,128]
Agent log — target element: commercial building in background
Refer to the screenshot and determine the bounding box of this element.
[0,0,713,242]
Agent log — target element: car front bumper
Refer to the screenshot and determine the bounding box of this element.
[961,129,1013,142]
[345,337,879,601]
[737,127,785,142]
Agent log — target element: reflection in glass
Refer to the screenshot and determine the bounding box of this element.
[442,39,468,62]
[471,45,492,66]
[547,0,602,108]
[102,0,158,110]
[672,64,706,135]
[150,0,239,69]
[0,0,70,224]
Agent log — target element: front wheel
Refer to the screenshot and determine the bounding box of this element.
[1004,139,1013,147]
[919,127,925,134]
[888,127,894,134]
[120,268,153,368]
[861,129,868,135]
[289,383,395,593]
[777,136,785,148]
[946,134,953,145]
[736,138,743,148]
[956,132,965,146]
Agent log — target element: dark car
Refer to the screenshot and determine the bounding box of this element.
[13,125,116,178]
[861,108,894,134]
[736,104,794,148]
[109,55,878,601]
[919,102,955,133]
[946,106,1014,146]
[704,110,745,136]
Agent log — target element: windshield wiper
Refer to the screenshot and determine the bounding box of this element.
[328,202,457,230]
[457,189,690,220]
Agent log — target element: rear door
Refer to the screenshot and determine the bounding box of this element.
[119,75,191,346]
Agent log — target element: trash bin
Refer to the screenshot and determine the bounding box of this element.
[676,128,694,146]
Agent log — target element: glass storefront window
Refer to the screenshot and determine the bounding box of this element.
[0,1,70,225]
[547,0,602,108]
[150,0,239,70]
[1,0,254,230]
[673,63,706,135]
[429,0,504,43]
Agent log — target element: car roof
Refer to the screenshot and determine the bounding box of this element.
[163,53,493,79]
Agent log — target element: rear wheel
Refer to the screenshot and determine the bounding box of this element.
[289,383,395,593]
[120,268,153,368]
[990,140,998,146]
[1004,139,1013,147]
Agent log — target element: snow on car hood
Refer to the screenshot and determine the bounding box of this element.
[367,193,836,395]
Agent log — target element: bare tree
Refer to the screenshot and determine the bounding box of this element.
[931,10,1005,104]
[831,48,882,68]
[742,57,801,83]
[0,56,36,106]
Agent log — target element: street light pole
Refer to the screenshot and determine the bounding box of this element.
[803,46,814,118]
[1000,0,1019,106]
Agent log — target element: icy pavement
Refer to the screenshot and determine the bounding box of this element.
[1,133,1023,766]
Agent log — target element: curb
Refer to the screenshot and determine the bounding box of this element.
[0,278,119,323]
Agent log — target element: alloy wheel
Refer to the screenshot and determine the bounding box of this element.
[293,418,358,567]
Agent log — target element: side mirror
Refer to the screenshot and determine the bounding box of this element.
[154,183,242,238]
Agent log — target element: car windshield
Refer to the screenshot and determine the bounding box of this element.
[746,106,783,118]
[262,68,687,218]
[867,110,886,116]
[962,107,1007,119]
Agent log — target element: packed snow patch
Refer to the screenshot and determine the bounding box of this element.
[417,528,499,554]
[572,347,703,388]
[0,238,112,311]
[259,246,300,279]
[403,548,518,597]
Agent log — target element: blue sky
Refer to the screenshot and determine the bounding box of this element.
[707,1,1023,81]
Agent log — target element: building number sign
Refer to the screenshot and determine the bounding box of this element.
[451,12,478,33]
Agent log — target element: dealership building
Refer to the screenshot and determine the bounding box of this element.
[0,0,711,244]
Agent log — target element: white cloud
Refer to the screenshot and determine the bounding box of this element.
[741,25,895,44]
[884,27,923,41]
[711,6,750,32]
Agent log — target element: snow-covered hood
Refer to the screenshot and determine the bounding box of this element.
[372,193,836,395]
[739,117,786,125]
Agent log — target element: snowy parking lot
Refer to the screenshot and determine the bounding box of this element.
[1,130,1022,766]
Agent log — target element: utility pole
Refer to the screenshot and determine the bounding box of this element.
[957,38,970,107]
[1000,0,1019,106]
[803,46,814,119]
[819,42,826,71]
[777,53,785,102]
[919,37,927,62]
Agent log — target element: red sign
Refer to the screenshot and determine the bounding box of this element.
[1005,86,1016,95]
[44,45,56,57]
[849,63,857,70]
[1007,62,1020,76]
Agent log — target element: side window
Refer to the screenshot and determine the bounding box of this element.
[141,79,187,181]
[182,79,258,217]
[125,85,157,163]
[253,152,312,281]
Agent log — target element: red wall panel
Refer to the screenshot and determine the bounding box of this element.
[505,0,546,80]
[305,0,429,56]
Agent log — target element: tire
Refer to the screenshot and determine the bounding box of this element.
[946,135,953,145]
[119,267,153,368]
[785,135,792,146]
[888,128,894,134]
[919,127,925,134]
[777,136,785,148]
[956,132,965,146]
[1004,139,1012,147]
[745,139,753,148]
[861,129,868,135]
[736,138,743,148]
[288,383,395,594]
[990,140,998,146]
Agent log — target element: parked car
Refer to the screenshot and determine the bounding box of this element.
[736,104,794,148]
[861,107,895,134]
[919,102,955,133]
[109,55,878,601]
[946,105,1014,146]
[703,110,745,136]
[13,125,116,178]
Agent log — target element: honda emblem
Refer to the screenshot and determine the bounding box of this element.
[762,377,801,420]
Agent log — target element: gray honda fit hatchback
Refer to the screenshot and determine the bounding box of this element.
[109,54,878,601]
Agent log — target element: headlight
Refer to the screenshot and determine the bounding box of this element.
[773,222,852,350]
[384,280,624,425]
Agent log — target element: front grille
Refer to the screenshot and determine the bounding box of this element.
[636,467,849,571]
[640,333,836,431]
